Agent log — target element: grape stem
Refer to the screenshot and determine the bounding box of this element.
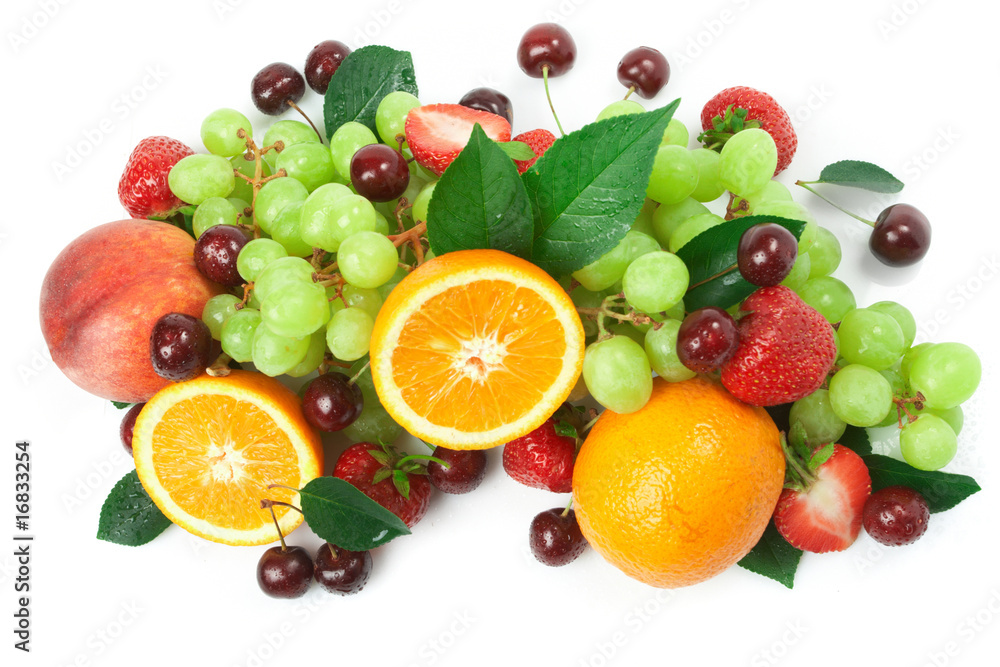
[576,292,658,341]
[795,181,875,227]
[542,65,566,137]
[394,197,413,234]
[724,193,750,221]
[206,353,232,378]
[389,220,428,265]
[235,131,288,238]
[287,100,324,143]
[234,282,254,310]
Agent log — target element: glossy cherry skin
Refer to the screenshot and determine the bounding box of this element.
[350,144,410,203]
[517,23,577,78]
[529,508,588,566]
[314,543,372,595]
[251,63,307,115]
[676,307,740,374]
[257,546,314,598]
[459,87,514,126]
[616,46,670,99]
[427,447,488,494]
[301,372,364,432]
[304,40,351,94]
[869,204,931,267]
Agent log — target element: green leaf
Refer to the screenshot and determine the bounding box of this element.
[427,124,534,259]
[298,477,410,551]
[111,401,132,410]
[839,425,873,456]
[554,420,577,439]
[323,45,418,139]
[738,522,802,589]
[677,215,806,312]
[497,141,537,161]
[97,470,172,546]
[862,454,981,514]
[811,160,904,193]
[524,101,679,276]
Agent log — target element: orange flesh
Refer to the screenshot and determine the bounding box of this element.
[390,279,568,433]
[151,395,300,531]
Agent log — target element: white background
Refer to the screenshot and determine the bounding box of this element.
[3,0,999,665]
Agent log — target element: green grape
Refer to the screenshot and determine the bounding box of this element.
[300,190,375,252]
[780,251,812,291]
[932,405,964,436]
[668,213,725,253]
[237,238,288,283]
[664,299,684,321]
[343,401,403,443]
[326,307,375,361]
[752,201,818,252]
[253,256,314,303]
[869,301,916,349]
[608,323,646,346]
[646,145,699,205]
[230,155,272,203]
[622,251,688,314]
[228,197,252,224]
[201,108,252,157]
[806,226,842,279]
[571,231,659,292]
[377,265,410,301]
[255,177,309,234]
[630,198,658,237]
[412,180,437,223]
[202,294,242,340]
[570,286,603,339]
[909,342,981,409]
[688,148,724,202]
[900,342,933,382]
[740,180,793,211]
[596,99,644,121]
[342,285,383,320]
[838,308,905,371]
[261,281,330,338]
[286,330,328,378]
[790,389,847,445]
[583,336,653,414]
[394,170,427,215]
[373,210,391,236]
[192,197,240,238]
[275,142,336,193]
[874,369,907,427]
[263,120,320,155]
[252,326,309,377]
[661,118,689,148]
[338,231,399,289]
[220,308,261,363]
[168,154,235,204]
[651,198,710,248]
[797,276,856,323]
[644,320,696,382]
[900,415,957,471]
[376,91,421,147]
[718,128,777,197]
[269,202,313,257]
[330,121,379,179]
[828,364,893,427]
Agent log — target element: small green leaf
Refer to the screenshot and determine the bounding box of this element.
[97,470,172,546]
[554,420,577,439]
[862,455,981,514]
[392,470,411,500]
[299,477,410,551]
[497,141,537,161]
[811,160,904,193]
[372,468,392,485]
[323,45,418,139]
[111,401,132,410]
[427,124,534,259]
[839,425,873,456]
[677,215,806,312]
[738,522,802,589]
[524,101,679,276]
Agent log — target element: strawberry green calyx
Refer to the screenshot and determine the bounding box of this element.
[367,441,446,499]
[697,105,763,152]
[780,423,836,492]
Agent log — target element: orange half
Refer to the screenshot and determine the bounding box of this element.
[370,249,585,449]
[132,371,323,545]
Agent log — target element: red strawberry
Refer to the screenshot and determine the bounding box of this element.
[502,406,579,493]
[512,128,556,174]
[773,441,872,553]
[699,86,797,175]
[332,442,432,528]
[117,136,195,219]
[721,285,836,406]
[404,103,512,176]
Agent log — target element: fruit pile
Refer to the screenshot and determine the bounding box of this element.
[40,25,982,596]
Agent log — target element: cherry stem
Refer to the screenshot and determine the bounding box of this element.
[581,414,600,434]
[795,181,875,227]
[287,100,323,142]
[561,497,574,518]
[542,65,566,137]
[263,502,286,550]
[348,359,371,386]
[623,86,636,101]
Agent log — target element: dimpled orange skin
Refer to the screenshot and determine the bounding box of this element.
[573,377,785,588]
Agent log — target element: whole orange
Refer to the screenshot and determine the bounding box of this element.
[573,377,785,588]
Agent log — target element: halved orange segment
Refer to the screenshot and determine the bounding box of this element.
[370,249,585,449]
[132,371,323,546]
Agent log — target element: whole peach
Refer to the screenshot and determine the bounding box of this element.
[40,219,227,403]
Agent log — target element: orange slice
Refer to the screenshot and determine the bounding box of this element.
[370,249,585,450]
[132,371,323,546]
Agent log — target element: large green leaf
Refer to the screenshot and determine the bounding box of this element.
[323,45,418,139]
[299,477,410,551]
